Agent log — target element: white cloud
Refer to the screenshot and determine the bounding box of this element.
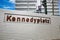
[9,0,15,3]
[3,6,11,8]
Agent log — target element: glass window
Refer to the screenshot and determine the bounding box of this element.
[15,0,37,11]
[58,0,60,15]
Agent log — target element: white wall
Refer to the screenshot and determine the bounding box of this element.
[0,9,60,40]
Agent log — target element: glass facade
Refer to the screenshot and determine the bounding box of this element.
[0,0,59,15]
[58,0,60,15]
[15,0,36,11]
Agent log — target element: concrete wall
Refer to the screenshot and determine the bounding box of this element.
[0,9,60,40]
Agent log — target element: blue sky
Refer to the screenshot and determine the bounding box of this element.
[0,0,15,10]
